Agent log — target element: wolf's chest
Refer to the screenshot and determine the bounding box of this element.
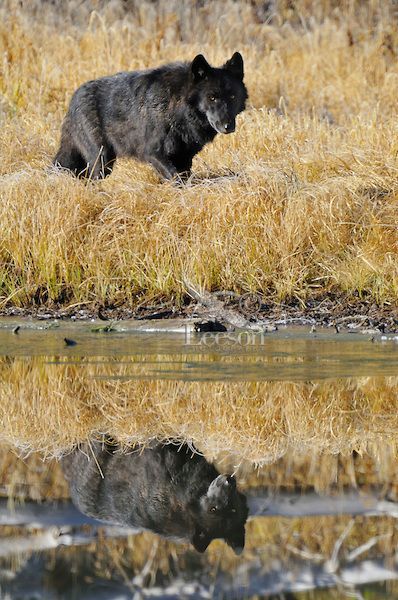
[165,119,215,154]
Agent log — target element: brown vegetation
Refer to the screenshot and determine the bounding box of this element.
[1,1,398,312]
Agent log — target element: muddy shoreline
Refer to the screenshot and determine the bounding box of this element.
[1,293,397,333]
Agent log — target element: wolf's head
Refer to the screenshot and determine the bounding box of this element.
[190,52,248,135]
[191,473,249,554]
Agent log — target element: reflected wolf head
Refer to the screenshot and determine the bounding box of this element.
[61,441,248,554]
[193,471,247,553]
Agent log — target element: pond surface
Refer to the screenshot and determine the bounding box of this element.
[0,317,398,599]
[1,317,398,381]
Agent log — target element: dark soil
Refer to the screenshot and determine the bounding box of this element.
[1,292,397,333]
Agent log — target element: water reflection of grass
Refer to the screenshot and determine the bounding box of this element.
[3,445,398,585]
[2,441,398,503]
[1,511,398,596]
[1,357,398,462]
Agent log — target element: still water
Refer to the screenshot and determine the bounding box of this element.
[0,317,398,599]
[1,317,398,381]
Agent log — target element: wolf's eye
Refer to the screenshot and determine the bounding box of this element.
[209,506,217,513]
[209,96,216,102]
[230,94,235,100]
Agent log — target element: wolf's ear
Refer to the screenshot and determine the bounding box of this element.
[191,54,211,81]
[223,52,244,81]
[225,526,245,555]
[192,528,212,553]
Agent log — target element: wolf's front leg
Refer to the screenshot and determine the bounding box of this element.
[148,155,179,180]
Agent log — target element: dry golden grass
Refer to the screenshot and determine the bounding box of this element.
[1,356,398,464]
[1,1,398,310]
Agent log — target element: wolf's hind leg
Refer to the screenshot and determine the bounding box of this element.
[53,147,87,177]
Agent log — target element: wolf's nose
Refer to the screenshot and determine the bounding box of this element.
[224,123,235,133]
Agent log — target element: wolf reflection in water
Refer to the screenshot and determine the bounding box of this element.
[61,441,248,554]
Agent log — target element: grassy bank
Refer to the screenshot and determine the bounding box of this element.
[1,1,398,311]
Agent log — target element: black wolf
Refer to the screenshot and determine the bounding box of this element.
[61,441,248,554]
[53,53,247,180]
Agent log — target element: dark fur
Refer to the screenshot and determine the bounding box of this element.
[61,441,248,554]
[53,53,247,180]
